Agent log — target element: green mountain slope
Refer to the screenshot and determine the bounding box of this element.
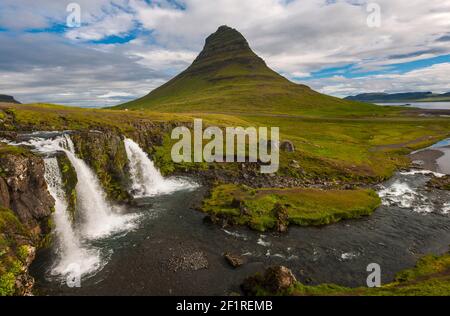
[115,26,386,116]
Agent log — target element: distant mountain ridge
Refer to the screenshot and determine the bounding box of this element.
[114,26,382,116]
[346,92,450,103]
[0,94,20,104]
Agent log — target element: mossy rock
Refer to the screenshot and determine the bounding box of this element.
[71,132,131,202]
[56,153,77,221]
[0,207,31,296]
[202,184,381,232]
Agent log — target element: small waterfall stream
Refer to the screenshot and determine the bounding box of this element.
[123,138,196,197]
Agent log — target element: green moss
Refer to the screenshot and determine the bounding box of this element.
[16,245,29,264]
[0,207,31,296]
[56,154,78,221]
[202,184,381,231]
[0,272,15,296]
[0,143,30,158]
[70,133,131,202]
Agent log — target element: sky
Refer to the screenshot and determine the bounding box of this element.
[0,0,449,107]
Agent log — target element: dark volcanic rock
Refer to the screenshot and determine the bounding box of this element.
[273,203,289,233]
[0,150,54,296]
[0,153,54,234]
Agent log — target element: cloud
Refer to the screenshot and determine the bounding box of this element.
[0,32,169,107]
[303,62,450,97]
[66,12,136,41]
[0,0,449,105]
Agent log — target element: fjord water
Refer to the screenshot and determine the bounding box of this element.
[377,102,450,110]
[29,138,450,295]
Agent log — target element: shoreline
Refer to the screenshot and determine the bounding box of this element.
[409,149,445,173]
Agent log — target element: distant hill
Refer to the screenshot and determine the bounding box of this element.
[114,26,382,116]
[346,92,450,103]
[0,94,20,104]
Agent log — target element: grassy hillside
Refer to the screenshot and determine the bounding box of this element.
[114,26,393,117]
[2,103,450,182]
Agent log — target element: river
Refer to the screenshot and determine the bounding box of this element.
[9,133,450,295]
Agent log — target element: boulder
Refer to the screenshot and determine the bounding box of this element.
[280,140,295,152]
[242,265,297,295]
[224,253,245,268]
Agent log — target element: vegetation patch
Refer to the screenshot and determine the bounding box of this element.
[0,207,31,296]
[202,184,381,231]
[427,175,450,191]
[56,153,78,221]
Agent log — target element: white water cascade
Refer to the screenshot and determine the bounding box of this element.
[123,138,196,197]
[6,134,141,278]
[61,135,139,239]
[43,158,101,277]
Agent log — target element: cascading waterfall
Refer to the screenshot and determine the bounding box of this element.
[6,134,141,278]
[123,138,196,197]
[61,135,139,239]
[43,157,101,277]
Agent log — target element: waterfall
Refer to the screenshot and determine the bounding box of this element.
[43,158,101,278]
[61,135,139,239]
[5,134,142,278]
[123,138,196,197]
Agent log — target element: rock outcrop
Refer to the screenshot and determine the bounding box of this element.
[241,266,297,296]
[224,253,245,268]
[0,147,54,295]
[71,131,131,202]
[427,175,450,191]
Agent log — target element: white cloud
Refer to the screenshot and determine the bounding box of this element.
[1,0,450,105]
[305,62,450,97]
[66,13,135,41]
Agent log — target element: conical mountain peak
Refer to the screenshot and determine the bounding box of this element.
[202,25,250,54]
[188,25,267,73]
[116,26,345,114]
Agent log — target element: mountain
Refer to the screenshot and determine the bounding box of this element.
[346,92,450,103]
[0,94,20,104]
[115,26,380,116]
